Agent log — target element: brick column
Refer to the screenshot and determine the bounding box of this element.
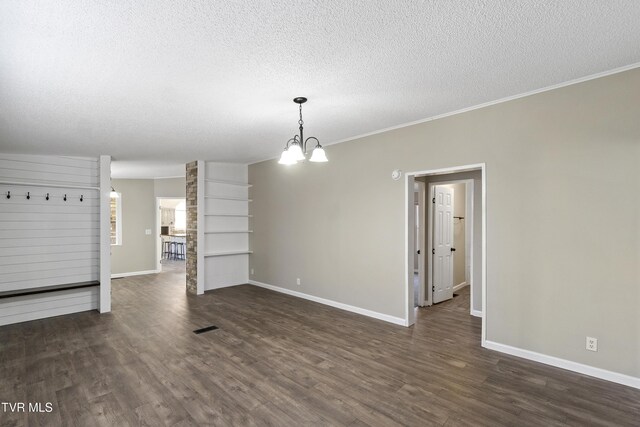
[186,161,198,294]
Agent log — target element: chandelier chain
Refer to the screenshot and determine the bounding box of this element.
[298,103,304,126]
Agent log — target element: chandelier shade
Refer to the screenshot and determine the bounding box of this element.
[309,146,328,163]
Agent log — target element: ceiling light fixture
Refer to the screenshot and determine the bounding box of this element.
[279,97,328,165]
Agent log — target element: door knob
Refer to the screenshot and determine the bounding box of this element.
[450,247,456,252]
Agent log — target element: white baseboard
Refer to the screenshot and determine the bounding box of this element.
[248,280,406,326]
[205,281,246,292]
[453,281,468,292]
[471,309,483,318]
[484,340,640,390]
[111,269,160,279]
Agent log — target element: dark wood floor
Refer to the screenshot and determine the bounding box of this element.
[1,266,639,426]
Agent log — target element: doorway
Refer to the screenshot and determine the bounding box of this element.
[405,164,486,344]
[156,197,187,273]
[423,179,474,308]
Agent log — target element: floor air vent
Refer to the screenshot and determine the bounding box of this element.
[193,325,219,334]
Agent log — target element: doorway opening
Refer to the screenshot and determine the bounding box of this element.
[405,164,486,344]
[414,179,473,308]
[156,197,187,273]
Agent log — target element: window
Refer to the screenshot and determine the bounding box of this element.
[110,193,122,245]
[174,201,186,232]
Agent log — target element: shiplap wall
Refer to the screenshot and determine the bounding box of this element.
[202,162,251,290]
[0,153,101,325]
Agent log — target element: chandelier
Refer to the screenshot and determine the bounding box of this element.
[278,97,328,165]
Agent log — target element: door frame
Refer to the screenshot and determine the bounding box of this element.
[416,181,426,307]
[404,163,486,346]
[426,179,474,311]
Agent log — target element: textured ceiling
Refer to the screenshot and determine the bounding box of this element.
[1,1,640,177]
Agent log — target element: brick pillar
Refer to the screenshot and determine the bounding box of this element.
[186,161,198,294]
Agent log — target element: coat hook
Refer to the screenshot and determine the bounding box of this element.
[63,194,67,202]
[46,193,50,201]
[5,191,9,199]
[80,195,84,202]
[26,192,30,200]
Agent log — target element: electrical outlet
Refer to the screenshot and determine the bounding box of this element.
[145,229,152,235]
[296,278,301,286]
[586,337,598,352]
[250,268,254,275]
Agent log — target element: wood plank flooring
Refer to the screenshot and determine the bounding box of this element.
[1,265,639,426]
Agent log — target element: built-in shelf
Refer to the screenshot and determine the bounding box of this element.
[204,250,253,257]
[205,196,252,202]
[205,179,253,188]
[205,230,253,234]
[0,180,100,191]
[205,214,253,217]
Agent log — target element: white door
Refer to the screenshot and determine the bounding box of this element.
[432,185,454,304]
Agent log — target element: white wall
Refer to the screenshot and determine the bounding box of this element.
[0,153,102,325]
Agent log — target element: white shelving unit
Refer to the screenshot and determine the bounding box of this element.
[204,196,253,202]
[206,213,253,216]
[204,250,253,257]
[205,230,253,234]
[201,162,251,290]
[204,179,253,188]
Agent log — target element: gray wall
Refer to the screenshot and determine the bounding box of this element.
[154,177,186,198]
[249,68,640,378]
[111,179,156,275]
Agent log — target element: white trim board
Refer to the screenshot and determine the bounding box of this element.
[99,155,112,313]
[248,280,406,326]
[204,281,243,292]
[111,269,160,279]
[453,282,468,292]
[471,309,483,318]
[484,341,640,390]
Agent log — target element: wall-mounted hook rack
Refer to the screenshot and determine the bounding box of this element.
[26,192,30,200]
[6,191,10,199]
[46,193,50,201]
